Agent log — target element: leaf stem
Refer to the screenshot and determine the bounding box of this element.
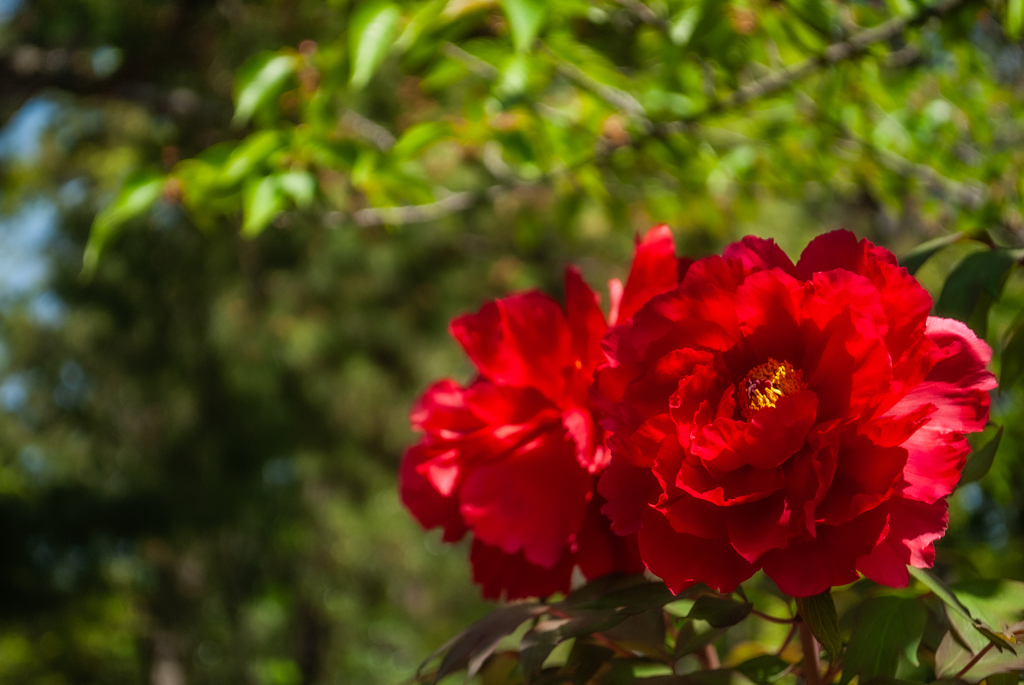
[800,621,822,685]
[954,642,994,679]
[752,609,800,624]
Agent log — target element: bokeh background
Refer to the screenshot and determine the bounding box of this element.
[0,0,1023,683]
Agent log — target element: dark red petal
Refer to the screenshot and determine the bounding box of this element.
[856,498,948,588]
[676,457,785,507]
[692,389,818,472]
[659,491,729,538]
[723,235,800,279]
[565,266,608,375]
[460,429,591,568]
[816,431,907,525]
[575,494,645,580]
[470,539,574,600]
[616,224,681,324]
[598,458,662,535]
[783,420,841,537]
[639,507,758,594]
[760,505,889,597]
[450,291,575,403]
[725,494,790,562]
[400,444,468,543]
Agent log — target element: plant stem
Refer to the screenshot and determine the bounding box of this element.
[697,643,721,670]
[800,621,822,685]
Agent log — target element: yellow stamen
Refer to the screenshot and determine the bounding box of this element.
[740,358,803,420]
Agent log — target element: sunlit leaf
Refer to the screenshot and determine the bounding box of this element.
[242,176,287,237]
[83,173,165,275]
[686,594,752,628]
[233,53,299,126]
[840,597,927,685]
[735,655,789,685]
[1008,0,1024,40]
[899,232,964,276]
[350,2,401,90]
[501,0,546,52]
[278,170,317,207]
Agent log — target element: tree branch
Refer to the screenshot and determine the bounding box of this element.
[658,0,971,131]
[353,189,490,226]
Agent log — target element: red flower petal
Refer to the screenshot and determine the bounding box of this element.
[723,235,800,279]
[613,224,684,325]
[639,507,757,594]
[400,444,468,543]
[470,539,575,600]
[574,494,645,579]
[856,498,948,587]
[598,458,661,535]
[565,266,608,376]
[460,429,591,568]
[450,291,575,403]
[759,505,889,597]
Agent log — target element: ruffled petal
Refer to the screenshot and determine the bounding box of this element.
[460,429,591,568]
[760,505,889,597]
[400,444,468,543]
[639,507,758,594]
[450,291,575,403]
[723,235,800,279]
[856,498,948,587]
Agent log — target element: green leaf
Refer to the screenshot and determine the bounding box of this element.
[686,594,753,628]
[278,170,316,207]
[910,567,977,624]
[781,0,839,37]
[1001,317,1024,388]
[391,122,452,159]
[1008,0,1024,40]
[959,426,1003,484]
[233,53,298,126]
[796,590,843,660]
[674,620,727,659]
[899,232,964,276]
[221,131,286,187]
[501,0,546,52]
[419,603,548,683]
[935,627,1024,680]
[83,173,165,276]
[734,655,790,685]
[840,597,928,685]
[935,250,1018,325]
[349,2,401,90]
[567,580,676,613]
[242,176,287,237]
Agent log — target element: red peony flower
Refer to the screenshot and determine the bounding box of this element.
[401,226,689,599]
[594,230,995,597]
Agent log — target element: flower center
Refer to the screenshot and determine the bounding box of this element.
[739,358,803,420]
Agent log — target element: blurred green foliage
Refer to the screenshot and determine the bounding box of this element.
[1,0,1024,683]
